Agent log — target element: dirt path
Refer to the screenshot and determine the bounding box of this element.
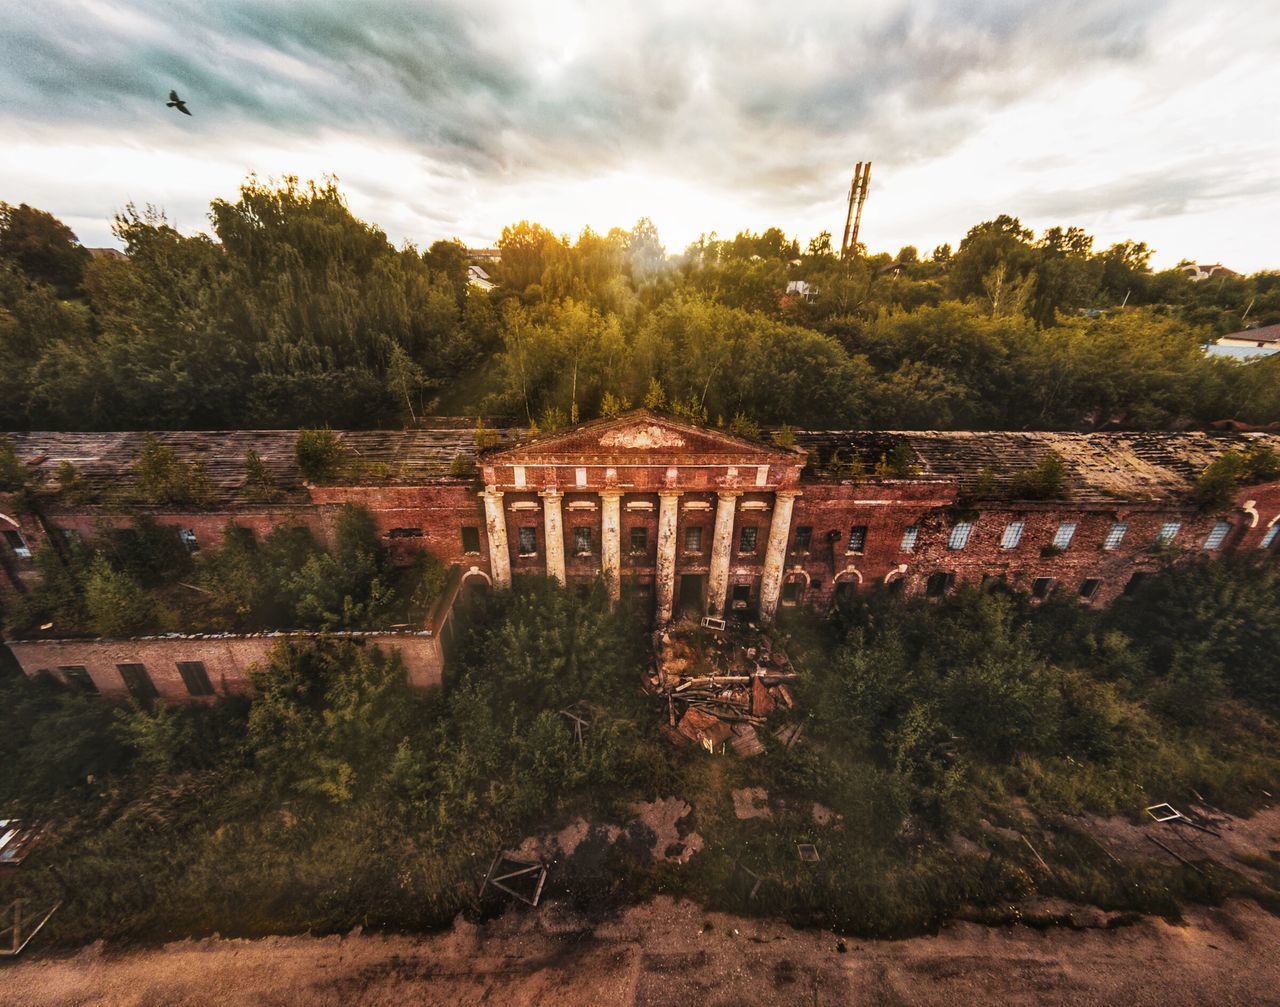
[4,894,1280,1007]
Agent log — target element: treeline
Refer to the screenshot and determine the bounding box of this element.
[1,183,1278,433]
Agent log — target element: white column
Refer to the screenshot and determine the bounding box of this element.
[540,489,565,585]
[656,490,681,623]
[758,490,801,623]
[600,490,622,603]
[482,487,511,589]
[707,491,739,617]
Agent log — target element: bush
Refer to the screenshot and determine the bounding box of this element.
[242,448,281,502]
[1007,451,1067,500]
[85,555,154,636]
[133,434,214,505]
[294,428,345,482]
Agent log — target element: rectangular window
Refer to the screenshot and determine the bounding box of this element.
[684,526,703,553]
[1103,522,1128,550]
[630,526,647,553]
[177,661,214,697]
[59,665,97,695]
[947,521,974,551]
[1000,522,1024,549]
[792,526,812,552]
[461,526,481,554]
[981,573,1007,592]
[117,663,158,699]
[1079,579,1102,600]
[1202,520,1231,550]
[179,527,199,552]
[574,526,593,555]
[899,525,919,552]
[517,526,537,556]
[781,579,803,604]
[1,529,31,559]
[1156,521,1182,546]
[1263,525,1280,549]
[386,527,423,539]
[1124,571,1149,595]
[926,571,955,597]
[731,584,751,608]
[1032,577,1056,600]
[1052,522,1077,550]
[846,525,868,553]
[739,526,758,554]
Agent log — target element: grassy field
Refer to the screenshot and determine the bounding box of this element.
[3,561,1280,945]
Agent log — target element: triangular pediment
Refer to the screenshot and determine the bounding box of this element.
[486,410,801,465]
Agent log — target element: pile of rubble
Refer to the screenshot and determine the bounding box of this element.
[648,622,798,757]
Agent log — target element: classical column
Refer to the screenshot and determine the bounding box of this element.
[655,490,682,623]
[540,488,565,585]
[758,490,801,623]
[482,487,511,588]
[707,491,740,617]
[600,490,623,603]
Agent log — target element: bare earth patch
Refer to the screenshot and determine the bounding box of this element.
[6,895,1280,1006]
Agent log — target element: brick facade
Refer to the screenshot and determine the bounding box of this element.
[3,415,1280,678]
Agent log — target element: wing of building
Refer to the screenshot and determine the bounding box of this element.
[3,411,1279,698]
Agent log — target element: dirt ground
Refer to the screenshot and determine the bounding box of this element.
[4,893,1280,1007]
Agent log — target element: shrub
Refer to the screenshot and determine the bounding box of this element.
[242,448,281,502]
[133,434,214,505]
[473,420,501,451]
[1007,452,1067,500]
[1194,444,1280,510]
[875,442,919,477]
[771,423,796,450]
[0,434,29,492]
[294,428,345,482]
[447,452,475,477]
[85,555,154,636]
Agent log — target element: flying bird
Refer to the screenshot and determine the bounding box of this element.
[166,90,192,116]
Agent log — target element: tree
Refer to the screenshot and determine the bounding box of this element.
[0,202,89,296]
[247,638,413,802]
[85,556,154,637]
[289,504,397,629]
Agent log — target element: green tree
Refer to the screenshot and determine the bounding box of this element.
[85,556,154,636]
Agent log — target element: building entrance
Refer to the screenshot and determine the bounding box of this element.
[678,573,704,619]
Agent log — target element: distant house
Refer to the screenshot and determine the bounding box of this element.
[785,279,811,298]
[1207,323,1280,361]
[467,265,496,292]
[85,247,126,261]
[467,248,501,263]
[1180,262,1239,282]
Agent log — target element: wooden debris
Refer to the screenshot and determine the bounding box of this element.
[751,677,775,717]
[677,708,734,748]
[730,724,765,758]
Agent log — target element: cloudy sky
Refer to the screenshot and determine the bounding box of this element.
[3,0,1279,270]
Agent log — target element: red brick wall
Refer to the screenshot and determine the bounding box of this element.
[6,631,443,702]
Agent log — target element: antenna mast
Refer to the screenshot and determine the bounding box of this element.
[847,161,871,257]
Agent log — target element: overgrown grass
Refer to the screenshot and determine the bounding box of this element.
[3,564,1280,945]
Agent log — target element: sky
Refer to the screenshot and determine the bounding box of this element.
[2,0,1279,271]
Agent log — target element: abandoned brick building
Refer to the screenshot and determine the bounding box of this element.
[2,412,1279,698]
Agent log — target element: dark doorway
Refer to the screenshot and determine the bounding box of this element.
[678,573,704,618]
[834,579,859,606]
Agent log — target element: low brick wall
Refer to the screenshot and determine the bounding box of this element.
[4,631,443,702]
